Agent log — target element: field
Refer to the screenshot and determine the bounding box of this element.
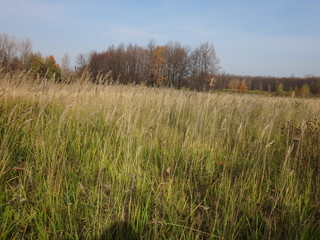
[1,71,320,239]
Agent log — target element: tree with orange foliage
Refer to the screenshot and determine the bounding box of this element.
[44,55,61,81]
[239,80,248,92]
[149,46,167,86]
[30,53,46,77]
[30,54,61,81]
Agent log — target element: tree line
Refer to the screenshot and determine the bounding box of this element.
[1,32,320,96]
[217,73,320,96]
[76,40,220,91]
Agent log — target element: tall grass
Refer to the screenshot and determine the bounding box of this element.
[1,71,320,239]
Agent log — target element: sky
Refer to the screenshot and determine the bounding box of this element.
[0,0,319,77]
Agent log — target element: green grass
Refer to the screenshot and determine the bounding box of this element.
[1,71,320,239]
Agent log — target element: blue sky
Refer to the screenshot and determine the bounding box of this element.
[0,0,319,77]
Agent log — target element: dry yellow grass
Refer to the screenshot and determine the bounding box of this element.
[1,71,320,239]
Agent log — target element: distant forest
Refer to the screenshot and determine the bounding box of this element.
[1,33,320,96]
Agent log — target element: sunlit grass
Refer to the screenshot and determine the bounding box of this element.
[1,71,320,239]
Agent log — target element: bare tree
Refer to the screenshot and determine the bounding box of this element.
[189,42,220,90]
[76,53,89,69]
[190,42,220,75]
[124,44,147,84]
[75,53,90,76]
[61,53,70,71]
[60,53,76,82]
[19,38,33,70]
[147,39,156,53]
[165,42,190,88]
[0,33,19,69]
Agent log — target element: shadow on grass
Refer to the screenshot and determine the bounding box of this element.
[97,221,140,240]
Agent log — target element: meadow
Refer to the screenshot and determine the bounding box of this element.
[1,71,320,239]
